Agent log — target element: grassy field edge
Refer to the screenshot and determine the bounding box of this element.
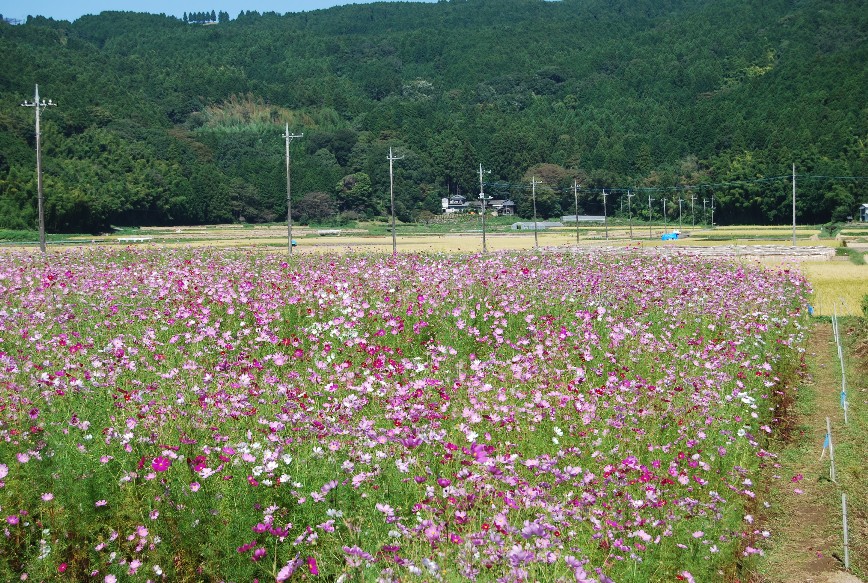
[756,318,867,582]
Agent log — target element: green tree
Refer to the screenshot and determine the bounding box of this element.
[296,191,338,224]
[336,172,380,217]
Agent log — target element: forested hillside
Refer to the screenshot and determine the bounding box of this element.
[1,0,865,232]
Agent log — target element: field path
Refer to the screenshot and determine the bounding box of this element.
[760,324,864,583]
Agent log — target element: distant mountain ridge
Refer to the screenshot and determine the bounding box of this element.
[0,0,864,232]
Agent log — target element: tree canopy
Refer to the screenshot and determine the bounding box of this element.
[1,0,865,232]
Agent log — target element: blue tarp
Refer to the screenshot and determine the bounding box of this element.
[661,232,679,241]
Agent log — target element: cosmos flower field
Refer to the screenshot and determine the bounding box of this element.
[0,248,810,582]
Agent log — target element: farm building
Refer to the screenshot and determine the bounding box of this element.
[441,196,516,215]
[562,215,606,223]
[441,195,470,214]
[488,199,516,215]
[860,203,868,222]
[511,221,564,230]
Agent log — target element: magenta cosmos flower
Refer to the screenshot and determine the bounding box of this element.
[152,456,172,472]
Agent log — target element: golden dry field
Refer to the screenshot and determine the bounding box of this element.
[799,261,868,316]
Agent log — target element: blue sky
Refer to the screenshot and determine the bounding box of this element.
[1,0,437,23]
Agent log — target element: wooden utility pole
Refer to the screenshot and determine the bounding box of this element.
[574,180,580,245]
[21,85,56,254]
[531,176,542,248]
[602,189,609,240]
[283,124,303,256]
[387,147,404,256]
[478,164,491,253]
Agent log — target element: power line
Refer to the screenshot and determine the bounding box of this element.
[479,174,867,196]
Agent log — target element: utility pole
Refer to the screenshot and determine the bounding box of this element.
[627,190,634,239]
[573,179,580,246]
[283,124,303,256]
[663,197,667,230]
[792,163,797,247]
[691,193,696,229]
[387,147,404,256]
[711,193,715,228]
[531,176,542,248]
[647,192,653,240]
[602,189,609,241]
[703,198,707,226]
[478,164,491,253]
[21,84,56,254]
[678,196,683,231]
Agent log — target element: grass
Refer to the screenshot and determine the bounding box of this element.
[0,229,93,243]
[758,317,867,581]
[834,247,867,265]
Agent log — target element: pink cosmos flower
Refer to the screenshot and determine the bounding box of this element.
[276,558,300,581]
[152,456,171,472]
[41,492,54,502]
